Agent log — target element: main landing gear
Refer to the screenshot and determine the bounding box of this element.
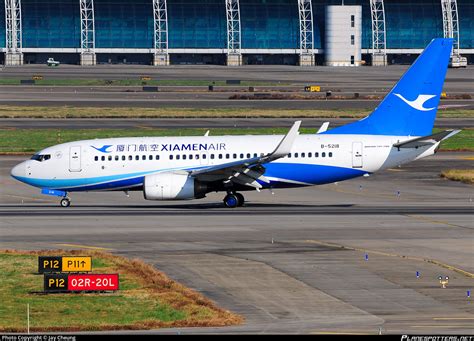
[60,197,71,207]
[223,192,245,208]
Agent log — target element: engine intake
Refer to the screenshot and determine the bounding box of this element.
[143,172,207,200]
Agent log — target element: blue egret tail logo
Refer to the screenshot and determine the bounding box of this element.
[91,145,113,153]
[394,94,437,112]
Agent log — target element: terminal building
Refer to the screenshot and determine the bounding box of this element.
[1,0,473,66]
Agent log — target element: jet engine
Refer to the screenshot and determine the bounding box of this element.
[143,172,207,200]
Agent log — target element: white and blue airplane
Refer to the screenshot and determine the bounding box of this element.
[11,38,460,208]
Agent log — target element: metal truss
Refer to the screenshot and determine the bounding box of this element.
[153,0,168,54]
[441,0,460,56]
[370,0,386,55]
[5,0,22,52]
[298,0,314,55]
[226,0,241,55]
[80,0,95,52]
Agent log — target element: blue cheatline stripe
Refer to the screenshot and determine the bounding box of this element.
[14,163,367,192]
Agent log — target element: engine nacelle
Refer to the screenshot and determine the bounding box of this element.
[143,172,207,200]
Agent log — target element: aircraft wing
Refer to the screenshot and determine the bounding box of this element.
[189,121,301,189]
[393,130,460,149]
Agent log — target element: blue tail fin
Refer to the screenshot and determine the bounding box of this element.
[325,38,453,136]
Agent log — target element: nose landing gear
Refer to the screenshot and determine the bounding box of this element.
[223,192,245,208]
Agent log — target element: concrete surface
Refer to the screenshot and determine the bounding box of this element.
[0,152,473,334]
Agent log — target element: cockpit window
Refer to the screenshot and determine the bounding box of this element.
[31,154,51,162]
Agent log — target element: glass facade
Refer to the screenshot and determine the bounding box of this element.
[168,0,226,48]
[22,0,80,48]
[384,0,443,49]
[1,0,473,51]
[459,0,474,49]
[240,0,299,49]
[95,0,153,48]
[0,4,5,48]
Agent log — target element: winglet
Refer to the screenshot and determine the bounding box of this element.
[269,120,301,158]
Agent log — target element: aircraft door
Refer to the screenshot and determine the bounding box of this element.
[69,146,82,172]
[352,142,363,168]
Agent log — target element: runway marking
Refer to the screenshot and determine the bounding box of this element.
[301,239,474,279]
[460,156,474,160]
[387,168,406,172]
[55,243,114,251]
[433,317,474,320]
[405,214,472,230]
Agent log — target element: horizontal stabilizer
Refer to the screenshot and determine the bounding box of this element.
[393,130,461,149]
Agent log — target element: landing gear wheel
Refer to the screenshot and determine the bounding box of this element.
[223,194,239,208]
[60,198,71,207]
[235,193,245,207]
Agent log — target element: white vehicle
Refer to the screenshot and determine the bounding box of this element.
[46,58,60,67]
[11,39,459,208]
[449,55,468,68]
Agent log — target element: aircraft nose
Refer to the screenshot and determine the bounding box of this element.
[11,162,26,179]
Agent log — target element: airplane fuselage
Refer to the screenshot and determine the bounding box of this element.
[11,133,436,194]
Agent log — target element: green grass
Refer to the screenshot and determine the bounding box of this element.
[0,251,241,332]
[0,127,472,154]
[0,105,472,119]
[0,78,290,87]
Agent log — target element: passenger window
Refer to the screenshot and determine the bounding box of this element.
[294,153,299,158]
[142,155,146,160]
[176,155,180,160]
[233,153,237,159]
[202,154,207,159]
[308,152,312,157]
[329,152,333,157]
[322,152,326,157]
[240,153,244,158]
[189,154,193,160]
[94,156,98,161]
[183,155,187,160]
[149,155,153,160]
[196,154,200,160]
[211,154,215,159]
[122,155,126,161]
[247,153,251,158]
[135,155,139,160]
[218,154,223,159]
[254,153,258,158]
[226,154,230,159]
[115,155,119,161]
[288,153,291,158]
[301,153,305,158]
[108,155,112,161]
[129,155,132,160]
[315,152,319,158]
[155,155,160,160]
[169,155,173,160]
[101,156,105,161]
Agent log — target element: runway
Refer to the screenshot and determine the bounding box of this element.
[1,117,472,130]
[1,152,473,334]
